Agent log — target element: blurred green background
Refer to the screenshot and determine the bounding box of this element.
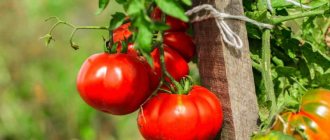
[0,0,145,140]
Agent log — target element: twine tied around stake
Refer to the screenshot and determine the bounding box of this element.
[185,4,273,49]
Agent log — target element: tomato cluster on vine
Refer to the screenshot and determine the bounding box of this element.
[75,7,223,140]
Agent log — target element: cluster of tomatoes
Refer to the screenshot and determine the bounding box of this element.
[76,7,223,140]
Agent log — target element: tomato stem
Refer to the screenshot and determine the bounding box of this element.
[271,9,326,24]
[45,17,108,49]
[261,29,278,131]
[155,12,185,94]
[158,43,184,94]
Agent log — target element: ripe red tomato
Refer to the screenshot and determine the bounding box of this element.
[76,53,151,115]
[151,7,189,31]
[273,89,330,140]
[113,22,132,43]
[151,46,189,81]
[117,43,159,91]
[164,32,196,61]
[137,85,223,140]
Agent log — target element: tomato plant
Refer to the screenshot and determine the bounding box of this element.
[76,53,152,115]
[42,0,330,138]
[137,85,223,140]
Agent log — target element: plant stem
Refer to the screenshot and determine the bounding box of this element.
[271,10,325,24]
[261,29,277,130]
[157,12,184,94]
[158,43,184,94]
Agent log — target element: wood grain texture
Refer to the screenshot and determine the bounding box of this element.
[192,0,259,139]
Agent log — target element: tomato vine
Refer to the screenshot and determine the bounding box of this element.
[42,0,330,138]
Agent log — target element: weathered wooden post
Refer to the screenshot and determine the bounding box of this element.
[192,0,259,139]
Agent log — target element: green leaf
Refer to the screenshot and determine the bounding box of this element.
[115,0,127,4]
[96,0,110,15]
[252,131,295,140]
[155,0,188,22]
[136,23,153,52]
[181,0,192,6]
[275,66,297,77]
[150,22,170,31]
[127,0,144,16]
[109,12,127,30]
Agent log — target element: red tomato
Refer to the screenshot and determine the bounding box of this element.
[117,43,159,91]
[151,7,189,31]
[137,85,223,140]
[164,32,196,61]
[273,89,330,140]
[151,46,189,81]
[76,53,151,115]
[113,22,132,43]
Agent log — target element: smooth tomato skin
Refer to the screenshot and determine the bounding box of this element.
[137,86,223,140]
[76,53,151,115]
[113,22,132,43]
[164,32,195,61]
[273,112,330,140]
[151,46,189,81]
[117,43,159,91]
[151,7,189,31]
[273,89,330,140]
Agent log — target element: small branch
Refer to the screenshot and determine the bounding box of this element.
[271,10,325,24]
[276,115,288,133]
[158,43,184,94]
[44,17,109,49]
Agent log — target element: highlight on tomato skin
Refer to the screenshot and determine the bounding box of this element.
[137,85,223,140]
[76,53,152,115]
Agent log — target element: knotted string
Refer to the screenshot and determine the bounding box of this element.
[185,4,273,49]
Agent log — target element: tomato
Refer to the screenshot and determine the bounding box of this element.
[151,46,189,81]
[273,89,330,140]
[113,22,132,43]
[151,7,189,31]
[76,53,151,115]
[116,43,159,91]
[137,85,223,140]
[164,32,195,61]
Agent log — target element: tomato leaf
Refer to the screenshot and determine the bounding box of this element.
[136,23,153,53]
[127,0,144,16]
[155,0,188,22]
[252,131,295,140]
[96,0,110,15]
[150,22,170,31]
[109,12,126,30]
[115,0,127,4]
[181,0,192,6]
